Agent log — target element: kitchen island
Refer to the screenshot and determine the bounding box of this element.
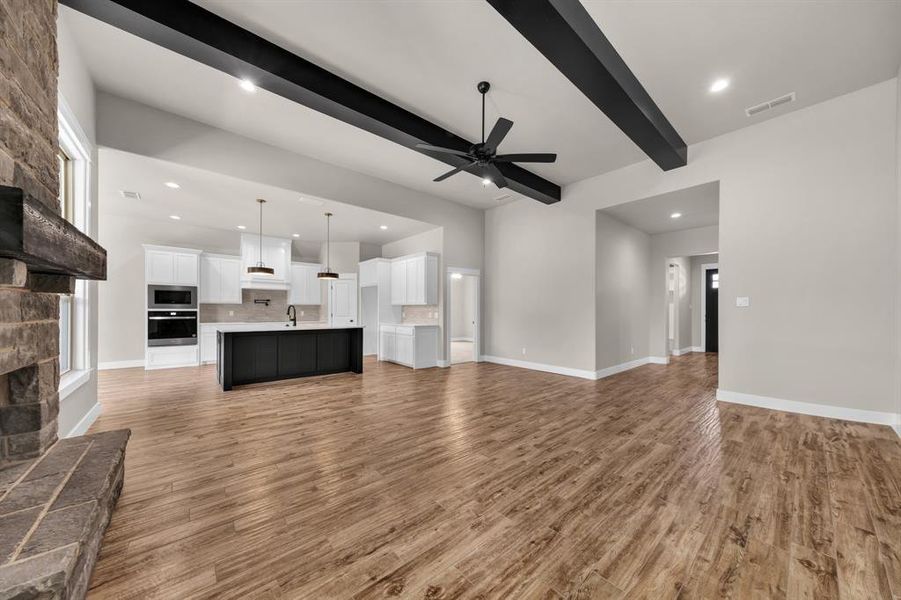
[217,323,363,390]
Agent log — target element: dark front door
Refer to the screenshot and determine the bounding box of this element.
[705,269,719,352]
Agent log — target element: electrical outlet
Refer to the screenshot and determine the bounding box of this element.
[300,310,304,317]
[736,296,750,308]
[521,347,526,356]
[228,310,234,316]
[631,345,635,355]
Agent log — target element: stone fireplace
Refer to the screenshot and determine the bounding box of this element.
[0,1,129,597]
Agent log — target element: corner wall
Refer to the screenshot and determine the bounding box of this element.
[486,78,898,422]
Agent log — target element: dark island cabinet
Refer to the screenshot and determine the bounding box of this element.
[218,327,362,390]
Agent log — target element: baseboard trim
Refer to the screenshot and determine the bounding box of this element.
[717,388,900,433]
[481,355,598,380]
[649,356,669,365]
[690,346,704,353]
[595,357,650,379]
[98,359,144,370]
[64,402,101,438]
[450,337,474,343]
[671,347,697,356]
[437,359,450,368]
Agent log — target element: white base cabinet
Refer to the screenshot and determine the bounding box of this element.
[200,323,218,363]
[378,324,438,368]
[145,345,199,370]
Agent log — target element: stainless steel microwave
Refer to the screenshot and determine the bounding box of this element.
[147,285,197,309]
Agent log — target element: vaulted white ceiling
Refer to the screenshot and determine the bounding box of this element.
[63,1,901,210]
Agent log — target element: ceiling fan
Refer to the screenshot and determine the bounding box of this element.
[416,81,556,189]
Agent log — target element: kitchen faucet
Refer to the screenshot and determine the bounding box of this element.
[286,305,297,327]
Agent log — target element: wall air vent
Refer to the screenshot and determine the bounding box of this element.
[745,92,795,117]
[494,193,511,202]
[119,190,141,200]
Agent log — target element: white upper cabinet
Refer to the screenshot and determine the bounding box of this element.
[389,253,438,305]
[390,259,406,305]
[240,234,292,288]
[144,246,200,286]
[200,254,242,304]
[289,262,322,305]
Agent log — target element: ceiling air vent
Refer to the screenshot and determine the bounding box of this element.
[745,92,795,117]
[119,190,141,200]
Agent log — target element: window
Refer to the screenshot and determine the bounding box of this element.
[711,272,719,289]
[57,99,93,396]
[58,149,74,375]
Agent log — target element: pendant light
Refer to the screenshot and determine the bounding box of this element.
[247,198,275,275]
[317,211,338,279]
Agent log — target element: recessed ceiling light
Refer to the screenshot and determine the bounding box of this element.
[236,225,246,230]
[169,215,181,220]
[292,233,300,238]
[297,197,324,207]
[164,182,180,189]
[670,212,682,219]
[709,78,730,93]
[481,178,492,187]
[239,79,256,93]
[379,225,388,230]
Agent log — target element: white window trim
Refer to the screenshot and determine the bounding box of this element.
[57,94,94,398]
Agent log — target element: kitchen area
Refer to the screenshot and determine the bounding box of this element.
[137,229,442,390]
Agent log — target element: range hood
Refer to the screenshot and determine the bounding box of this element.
[239,232,291,290]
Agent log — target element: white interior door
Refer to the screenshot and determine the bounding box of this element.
[329,274,358,327]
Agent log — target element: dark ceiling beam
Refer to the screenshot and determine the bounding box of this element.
[487,0,687,171]
[60,0,561,205]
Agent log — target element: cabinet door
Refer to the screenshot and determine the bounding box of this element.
[219,259,242,303]
[174,253,198,285]
[146,251,174,284]
[263,240,290,281]
[395,334,414,366]
[304,266,321,305]
[289,264,306,305]
[199,257,219,303]
[379,331,395,361]
[405,256,424,305]
[390,260,406,305]
[201,331,217,362]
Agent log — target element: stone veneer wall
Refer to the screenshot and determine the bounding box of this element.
[0,0,64,463]
[199,289,322,323]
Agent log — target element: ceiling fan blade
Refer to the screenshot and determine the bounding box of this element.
[416,143,470,158]
[484,163,508,189]
[484,118,513,152]
[433,161,477,182]
[494,153,557,163]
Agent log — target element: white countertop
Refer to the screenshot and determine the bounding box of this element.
[214,322,362,333]
[380,322,439,328]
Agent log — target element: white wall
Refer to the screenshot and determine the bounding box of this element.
[57,16,100,437]
[487,79,898,420]
[691,253,719,348]
[667,255,692,354]
[485,200,596,372]
[649,226,719,358]
[595,212,650,371]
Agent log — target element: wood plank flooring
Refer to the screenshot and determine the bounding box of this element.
[86,354,901,599]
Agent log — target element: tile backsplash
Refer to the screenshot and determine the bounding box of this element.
[401,305,439,324]
[200,289,321,323]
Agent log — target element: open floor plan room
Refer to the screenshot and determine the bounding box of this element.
[1,0,900,598]
[89,355,899,598]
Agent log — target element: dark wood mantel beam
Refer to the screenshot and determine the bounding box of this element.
[60,0,562,205]
[487,0,688,171]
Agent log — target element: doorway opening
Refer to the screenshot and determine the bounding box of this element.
[447,268,480,365]
[701,263,719,352]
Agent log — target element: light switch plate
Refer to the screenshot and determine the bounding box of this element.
[736,296,750,307]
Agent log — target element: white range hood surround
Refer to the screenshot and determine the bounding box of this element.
[240,233,292,290]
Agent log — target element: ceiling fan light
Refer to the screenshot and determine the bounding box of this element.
[482,178,492,186]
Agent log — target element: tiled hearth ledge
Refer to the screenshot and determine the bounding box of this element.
[0,430,129,599]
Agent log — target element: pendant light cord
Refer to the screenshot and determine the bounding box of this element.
[481,92,485,144]
[326,214,330,271]
[258,201,264,267]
